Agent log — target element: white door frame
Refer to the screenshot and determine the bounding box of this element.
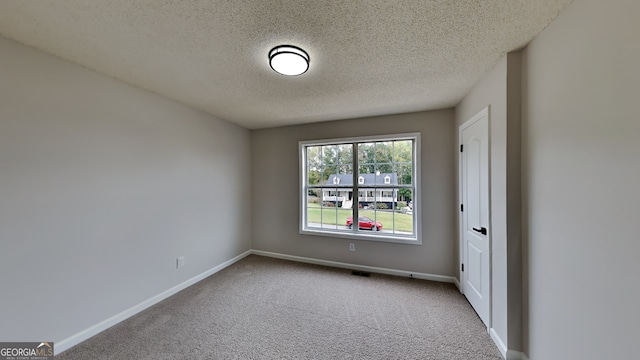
[458,106,492,327]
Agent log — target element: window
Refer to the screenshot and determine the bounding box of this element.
[300,133,420,244]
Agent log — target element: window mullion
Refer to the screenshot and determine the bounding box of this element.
[353,143,358,233]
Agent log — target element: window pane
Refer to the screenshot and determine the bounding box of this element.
[356,189,414,235]
[357,188,388,232]
[337,165,353,178]
[307,146,322,168]
[305,191,321,229]
[376,163,393,174]
[375,164,393,185]
[375,141,393,163]
[321,206,338,229]
[395,163,413,185]
[358,142,375,164]
[321,145,337,183]
[307,190,321,205]
[307,146,323,186]
[307,167,321,185]
[337,193,355,230]
[392,189,414,235]
[337,144,353,165]
[358,164,375,175]
[392,140,413,163]
[357,194,381,232]
[321,167,335,184]
[315,194,353,230]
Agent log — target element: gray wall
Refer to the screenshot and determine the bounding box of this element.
[0,37,251,343]
[454,51,523,354]
[455,56,506,350]
[251,110,457,276]
[522,0,639,358]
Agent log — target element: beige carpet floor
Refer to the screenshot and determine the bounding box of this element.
[56,255,502,359]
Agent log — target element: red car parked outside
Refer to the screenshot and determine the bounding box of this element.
[346,216,382,231]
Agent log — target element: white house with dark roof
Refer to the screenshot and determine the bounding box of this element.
[322,173,398,207]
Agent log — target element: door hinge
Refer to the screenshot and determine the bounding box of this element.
[460,144,463,152]
[461,264,464,272]
[460,204,464,212]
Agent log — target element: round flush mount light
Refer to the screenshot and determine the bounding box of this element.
[269,45,310,76]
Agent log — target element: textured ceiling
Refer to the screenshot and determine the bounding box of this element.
[0,0,572,129]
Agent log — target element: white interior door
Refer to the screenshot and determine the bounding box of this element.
[459,107,490,327]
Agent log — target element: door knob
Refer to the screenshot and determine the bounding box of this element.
[472,227,487,235]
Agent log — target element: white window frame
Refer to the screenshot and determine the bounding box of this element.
[299,133,421,244]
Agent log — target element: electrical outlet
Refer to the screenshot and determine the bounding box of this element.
[349,243,355,252]
[176,256,185,269]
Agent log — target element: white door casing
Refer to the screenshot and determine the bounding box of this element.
[459,107,491,327]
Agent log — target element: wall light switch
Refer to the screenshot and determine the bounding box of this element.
[177,256,185,268]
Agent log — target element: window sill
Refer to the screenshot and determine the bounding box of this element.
[300,227,421,245]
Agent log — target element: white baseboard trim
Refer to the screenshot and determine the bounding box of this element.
[250,250,457,284]
[506,350,528,360]
[489,327,527,360]
[55,250,252,355]
[490,327,508,358]
[453,277,461,291]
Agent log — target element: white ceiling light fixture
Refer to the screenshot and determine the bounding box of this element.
[269,45,310,76]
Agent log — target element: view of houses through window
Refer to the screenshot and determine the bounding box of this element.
[301,135,418,241]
